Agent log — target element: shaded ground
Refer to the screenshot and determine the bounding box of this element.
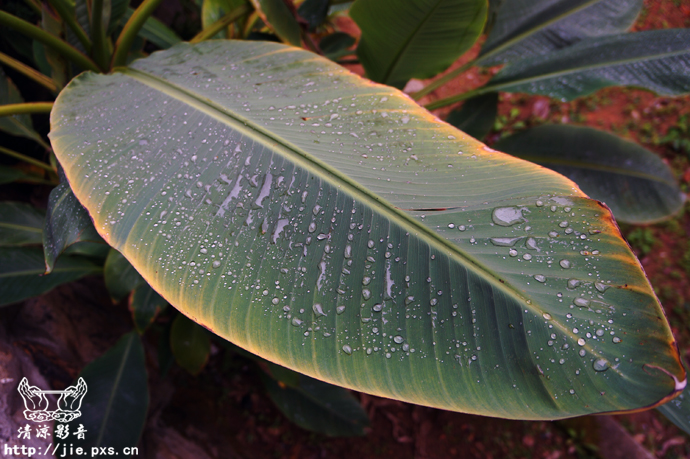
[3,0,690,458]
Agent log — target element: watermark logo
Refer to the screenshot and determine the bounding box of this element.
[18,377,87,423]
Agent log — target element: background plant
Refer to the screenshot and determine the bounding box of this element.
[1,0,690,455]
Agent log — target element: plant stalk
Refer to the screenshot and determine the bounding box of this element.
[190,4,251,44]
[0,11,99,72]
[424,87,488,111]
[0,52,58,92]
[111,0,165,68]
[47,0,92,53]
[90,0,109,71]
[411,60,474,100]
[0,146,54,172]
[0,102,54,116]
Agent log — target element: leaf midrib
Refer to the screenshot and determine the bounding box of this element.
[488,46,689,92]
[118,66,608,370]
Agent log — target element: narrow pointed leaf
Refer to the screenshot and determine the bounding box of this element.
[658,380,690,436]
[130,282,168,334]
[261,369,370,436]
[446,92,498,141]
[478,0,642,66]
[0,202,45,246]
[494,125,685,224]
[50,41,685,420]
[107,0,131,36]
[121,7,182,49]
[62,331,149,452]
[104,248,145,302]
[351,0,487,88]
[170,314,210,374]
[0,246,100,306]
[44,176,105,273]
[320,32,356,60]
[487,29,690,101]
[249,0,301,46]
[202,0,246,39]
[0,69,45,145]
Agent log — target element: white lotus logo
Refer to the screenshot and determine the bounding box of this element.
[18,377,87,423]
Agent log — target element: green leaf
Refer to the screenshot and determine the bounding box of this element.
[62,331,149,453]
[50,41,685,419]
[0,69,45,145]
[44,175,105,273]
[0,202,45,246]
[202,0,246,39]
[494,125,685,224]
[121,8,182,49]
[249,0,301,46]
[130,282,167,334]
[170,314,210,374]
[478,0,643,66]
[658,370,690,436]
[351,0,487,88]
[320,32,355,60]
[445,92,498,141]
[298,0,330,31]
[261,369,370,436]
[108,0,131,36]
[104,248,145,303]
[0,165,30,184]
[487,29,690,101]
[0,246,100,306]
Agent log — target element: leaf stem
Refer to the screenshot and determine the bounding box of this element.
[111,0,165,68]
[0,145,54,172]
[411,60,474,100]
[90,0,109,71]
[424,87,488,111]
[190,4,251,43]
[0,102,54,116]
[0,52,58,92]
[47,0,92,53]
[0,11,99,72]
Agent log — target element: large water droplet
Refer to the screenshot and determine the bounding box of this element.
[559,259,571,269]
[313,303,327,317]
[490,237,522,247]
[567,279,581,289]
[394,335,404,344]
[534,274,546,283]
[573,298,590,308]
[592,359,609,372]
[492,207,528,226]
[342,345,352,355]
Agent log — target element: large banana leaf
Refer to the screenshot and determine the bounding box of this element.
[477,0,642,67]
[351,0,487,89]
[49,41,685,420]
[485,29,690,101]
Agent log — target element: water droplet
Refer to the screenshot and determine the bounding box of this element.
[458,225,466,231]
[342,345,352,355]
[543,313,552,320]
[534,274,546,283]
[573,298,590,308]
[490,237,522,247]
[509,249,518,257]
[559,221,568,228]
[362,289,371,300]
[595,329,604,337]
[567,279,581,289]
[373,303,382,312]
[559,259,571,269]
[362,277,371,286]
[577,338,586,346]
[336,305,346,314]
[536,200,544,207]
[525,238,538,250]
[394,335,404,344]
[612,337,621,343]
[595,282,609,293]
[313,303,326,317]
[367,240,375,248]
[405,296,414,305]
[308,222,316,233]
[492,207,528,226]
[593,359,609,372]
[212,260,221,268]
[523,253,532,260]
[548,231,558,238]
[292,317,303,327]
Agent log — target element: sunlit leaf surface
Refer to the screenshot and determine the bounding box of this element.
[50,41,685,419]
